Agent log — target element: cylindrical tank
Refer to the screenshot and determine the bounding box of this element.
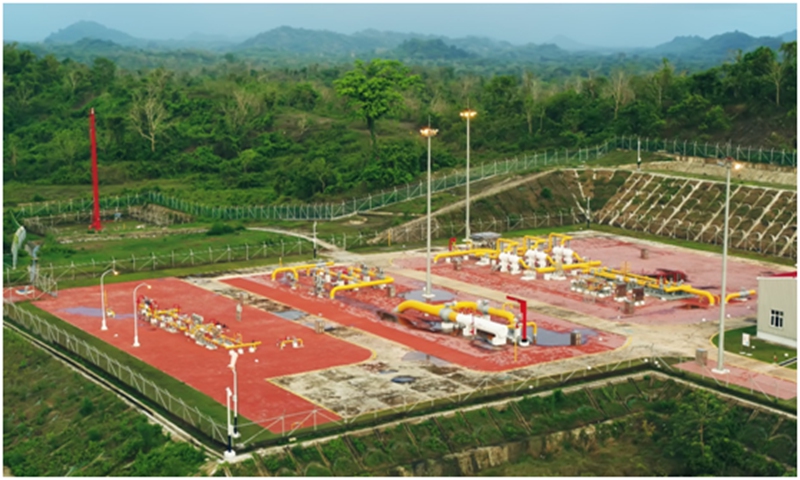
[525,249,537,265]
[562,248,574,265]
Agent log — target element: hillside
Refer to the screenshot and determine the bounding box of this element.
[3,328,207,476]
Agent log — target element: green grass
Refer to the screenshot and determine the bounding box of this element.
[7,302,271,445]
[712,325,797,368]
[3,179,193,206]
[20,227,309,267]
[3,328,207,476]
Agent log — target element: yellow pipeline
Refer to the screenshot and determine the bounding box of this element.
[547,233,573,252]
[397,300,459,321]
[434,248,496,263]
[451,301,517,328]
[330,277,394,299]
[725,289,756,304]
[590,267,717,306]
[495,238,520,253]
[535,260,601,274]
[271,261,334,280]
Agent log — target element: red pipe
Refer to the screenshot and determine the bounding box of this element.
[506,295,528,342]
[89,108,102,231]
[449,237,457,251]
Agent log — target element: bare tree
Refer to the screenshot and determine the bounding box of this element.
[609,70,634,119]
[221,86,263,134]
[129,70,171,152]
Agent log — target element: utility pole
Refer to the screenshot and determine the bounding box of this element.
[637,137,641,170]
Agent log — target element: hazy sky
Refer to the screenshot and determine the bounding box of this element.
[3,3,797,47]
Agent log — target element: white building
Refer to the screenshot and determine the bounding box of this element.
[756,272,797,348]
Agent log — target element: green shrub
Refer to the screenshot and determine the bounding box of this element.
[206,222,236,236]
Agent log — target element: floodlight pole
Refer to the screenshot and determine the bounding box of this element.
[312,221,318,259]
[460,109,477,241]
[713,160,733,374]
[229,351,240,438]
[420,124,438,300]
[89,109,102,231]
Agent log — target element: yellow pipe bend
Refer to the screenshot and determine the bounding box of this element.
[396,300,459,321]
[451,301,517,328]
[271,261,334,280]
[434,248,497,263]
[725,289,756,304]
[330,277,394,299]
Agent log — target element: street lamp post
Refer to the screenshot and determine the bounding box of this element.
[460,108,477,241]
[224,387,236,460]
[228,350,240,438]
[132,283,151,347]
[420,125,439,300]
[312,221,317,259]
[713,157,742,374]
[100,268,118,331]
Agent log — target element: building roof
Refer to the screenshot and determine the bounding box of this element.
[770,271,797,278]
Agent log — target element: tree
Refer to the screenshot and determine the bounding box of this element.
[609,70,634,119]
[129,69,171,152]
[334,59,421,152]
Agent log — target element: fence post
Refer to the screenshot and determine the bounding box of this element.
[171,250,175,267]
[263,242,267,258]
[152,252,156,270]
[190,249,194,265]
[245,244,249,261]
[132,254,136,272]
[281,240,285,257]
[92,258,96,277]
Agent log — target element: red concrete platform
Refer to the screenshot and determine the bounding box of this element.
[32,277,373,432]
[222,273,627,372]
[675,358,797,400]
[394,236,785,326]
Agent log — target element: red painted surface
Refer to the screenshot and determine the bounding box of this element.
[394,236,789,326]
[675,359,797,400]
[769,271,797,278]
[222,273,626,372]
[89,108,102,232]
[33,277,372,432]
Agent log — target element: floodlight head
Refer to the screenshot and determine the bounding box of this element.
[146,284,152,290]
[733,162,743,171]
[460,108,477,119]
[419,127,438,138]
[113,270,119,276]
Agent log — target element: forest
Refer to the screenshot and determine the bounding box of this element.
[3,41,796,206]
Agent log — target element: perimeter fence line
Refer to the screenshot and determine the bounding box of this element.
[5,205,795,286]
[10,136,794,222]
[3,300,792,453]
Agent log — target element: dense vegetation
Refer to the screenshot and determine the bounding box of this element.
[3,329,207,476]
[4,41,796,207]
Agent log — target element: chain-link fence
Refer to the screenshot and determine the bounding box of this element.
[3,240,312,286]
[615,136,797,167]
[3,301,228,443]
[10,137,795,223]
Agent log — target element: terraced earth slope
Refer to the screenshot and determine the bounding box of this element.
[377,168,797,260]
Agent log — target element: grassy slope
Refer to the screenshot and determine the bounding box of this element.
[2,328,207,476]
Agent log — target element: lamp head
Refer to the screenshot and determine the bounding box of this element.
[146,284,151,290]
[733,162,743,171]
[420,127,438,138]
[460,109,477,119]
[113,270,119,276]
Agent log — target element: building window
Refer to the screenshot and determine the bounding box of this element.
[770,310,784,329]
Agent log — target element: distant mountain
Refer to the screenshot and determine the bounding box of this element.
[651,31,785,59]
[44,20,142,47]
[549,35,596,52]
[393,38,474,60]
[238,26,364,55]
[780,30,797,42]
[651,35,706,55]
